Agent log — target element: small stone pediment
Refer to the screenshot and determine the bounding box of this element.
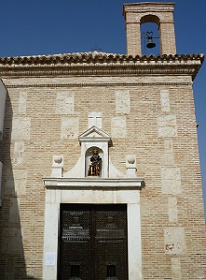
[78,125,112,145]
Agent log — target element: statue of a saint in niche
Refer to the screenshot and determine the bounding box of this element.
[88,149,102,176]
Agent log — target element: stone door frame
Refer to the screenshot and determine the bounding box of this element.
[42,177,144,280]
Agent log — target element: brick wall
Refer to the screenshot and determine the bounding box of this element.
[0,69,205,279]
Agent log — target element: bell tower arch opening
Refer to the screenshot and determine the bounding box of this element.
[140,14,160,55]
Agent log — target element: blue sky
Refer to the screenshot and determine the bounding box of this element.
[0,0,206,214]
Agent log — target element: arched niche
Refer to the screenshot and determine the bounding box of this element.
[140,14,160,55]
[78,126,111,178]
[85,146,103,177]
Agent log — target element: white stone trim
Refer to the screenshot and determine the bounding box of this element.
[43,177,144,189]
[42,178,144,280]
[77,125,112,178]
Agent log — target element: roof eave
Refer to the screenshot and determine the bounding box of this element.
[0,53,203,81]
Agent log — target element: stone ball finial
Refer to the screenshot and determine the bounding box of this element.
[127,155,135,165]
[53,155,63,164]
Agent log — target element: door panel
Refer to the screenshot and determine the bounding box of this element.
[58,204,128,280]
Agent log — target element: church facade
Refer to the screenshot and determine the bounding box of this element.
[0,2,205,280]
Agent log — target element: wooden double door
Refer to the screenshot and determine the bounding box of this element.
[58,204,128,280]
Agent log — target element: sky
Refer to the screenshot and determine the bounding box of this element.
[0,0,205,214]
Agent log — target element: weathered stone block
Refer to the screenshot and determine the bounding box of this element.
[55,92,74,114]
[157,115,177,137]
[18,92,27,114]
[161,167,182,194]
[13,141,25,165]
[111,116,126,138]
[115,90,130,114]
[11,117,31,140]
[160,89,170,113]
[164,227,186,254]
[61,117,79,139]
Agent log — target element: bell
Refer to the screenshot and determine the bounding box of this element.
[146,36,156,49]
[146,31,156,49]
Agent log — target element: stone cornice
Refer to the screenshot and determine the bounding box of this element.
[0,53,204,80]
[123,2,175,11]
[5,82,192,88]
[43,177,145,190]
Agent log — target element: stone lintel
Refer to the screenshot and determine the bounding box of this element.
[43,177,145,189]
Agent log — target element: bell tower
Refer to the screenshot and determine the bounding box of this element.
[123,2,176,55]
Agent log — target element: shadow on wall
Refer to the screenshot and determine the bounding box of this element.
[0,90,41,280]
